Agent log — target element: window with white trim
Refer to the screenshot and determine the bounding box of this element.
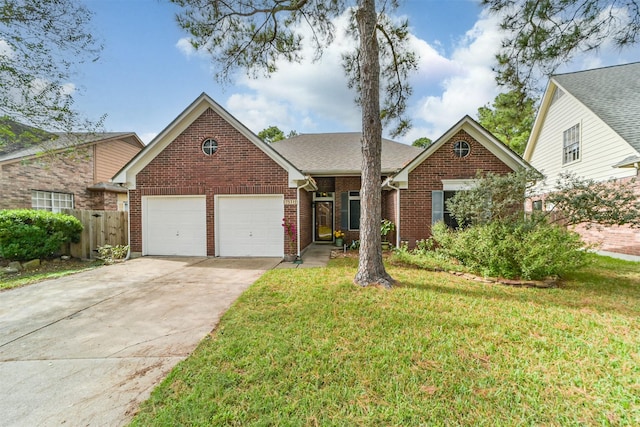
[31,190,74,212]
[348,191,360,230]
[563,124,580,164]
[202,138,218,155]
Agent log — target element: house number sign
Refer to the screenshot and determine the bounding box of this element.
[284,199,297,205]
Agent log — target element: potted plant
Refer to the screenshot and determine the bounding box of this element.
[381,219,395,250]
[334,229,345,247]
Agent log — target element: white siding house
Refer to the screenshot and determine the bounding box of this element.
[524,62,640,258]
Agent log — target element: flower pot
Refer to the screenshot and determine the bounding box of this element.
[283,254,296,262]
[381,241,390,251]
[335,238,343,247]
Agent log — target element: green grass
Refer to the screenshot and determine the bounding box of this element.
[0,260,101,291]
[131,254,640,426]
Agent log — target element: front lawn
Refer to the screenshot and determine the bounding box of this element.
[131,255,640,426]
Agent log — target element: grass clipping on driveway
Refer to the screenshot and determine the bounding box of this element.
[131,256,640,426]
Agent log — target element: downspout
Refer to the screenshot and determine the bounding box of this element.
[124,188,132,260]
[395,183,401,246]
[296,183,302,257]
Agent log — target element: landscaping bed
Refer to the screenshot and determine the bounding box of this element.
[0,257,101,291]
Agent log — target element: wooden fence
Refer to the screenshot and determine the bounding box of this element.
[62,209,128,259]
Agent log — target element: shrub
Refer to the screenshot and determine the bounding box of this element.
[431,219,588,280]
[97,244,129,264]
[0,209,83,261]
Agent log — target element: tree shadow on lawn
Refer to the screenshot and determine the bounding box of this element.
[390,261,640,319]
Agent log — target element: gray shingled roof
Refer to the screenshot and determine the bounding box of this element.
[271,133,423,174]
[553,62,640,153]
[0,131,138,162]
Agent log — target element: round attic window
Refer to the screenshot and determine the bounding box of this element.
[202,138,218,155]
[453,140,470,158]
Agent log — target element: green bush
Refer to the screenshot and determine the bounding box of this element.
[0,209,83,261]
[431,219,588,280]
[97,244,129,264]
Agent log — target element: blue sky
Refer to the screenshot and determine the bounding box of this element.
[73,0,640,144]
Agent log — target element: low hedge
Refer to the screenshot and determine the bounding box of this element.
[430,219,589,280]
[0,209,83,261]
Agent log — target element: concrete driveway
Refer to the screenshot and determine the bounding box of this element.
[0,256,279,427]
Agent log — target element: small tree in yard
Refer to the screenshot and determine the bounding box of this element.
[543,172,640,229]
[446,168,542,227]
[440,169,640,279]
[0,0,103,151]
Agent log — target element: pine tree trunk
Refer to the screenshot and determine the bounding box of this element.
[353,0,394,289]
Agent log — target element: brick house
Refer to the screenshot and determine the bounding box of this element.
[524,62,640,257]
[0,123,144,212]
[113,93,529,258]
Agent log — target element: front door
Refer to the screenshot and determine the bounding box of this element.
[314,201,334,241]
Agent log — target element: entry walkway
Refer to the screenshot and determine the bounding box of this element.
[275,243,335,269]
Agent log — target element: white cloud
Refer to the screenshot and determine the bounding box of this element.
[0,39,14,59]
[176,37,197,57]
[219,9,504,142]
[409,11,503,141]
[227,12,362,133]
[140,132,157,144]
[226,93,297,133]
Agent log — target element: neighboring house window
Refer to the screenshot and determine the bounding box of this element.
[453,141,471,158]
[202,138,218,155]
[551,87,564,104]
[532,200,543,211]
[563,124,580,164]
[31,190,74,212]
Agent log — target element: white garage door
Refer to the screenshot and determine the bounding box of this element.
[216,195,284,257]
[143,196,207,256]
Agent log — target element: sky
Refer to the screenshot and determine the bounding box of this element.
[71,0,640,145]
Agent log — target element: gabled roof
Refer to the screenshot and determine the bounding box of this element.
[0,132,144,162]
[271,133,422,175]
[112,93,305,188]
[524,62,640,160]
[391,116,531,187]
[0,118,143,163]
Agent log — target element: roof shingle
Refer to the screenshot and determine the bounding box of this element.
[271,132,422,174]
[553,62,640,153]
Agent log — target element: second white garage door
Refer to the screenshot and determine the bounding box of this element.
[216,195,284,257]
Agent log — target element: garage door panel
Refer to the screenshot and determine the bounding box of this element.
[143,196,207,256]
[216,195,284,257]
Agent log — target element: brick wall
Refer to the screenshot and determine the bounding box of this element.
[400,130,513,247]
[529,174,640,257]
[299,188,313,250]
[0,148,97,210]
[129,107,297,256]
[334,176,362,245]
